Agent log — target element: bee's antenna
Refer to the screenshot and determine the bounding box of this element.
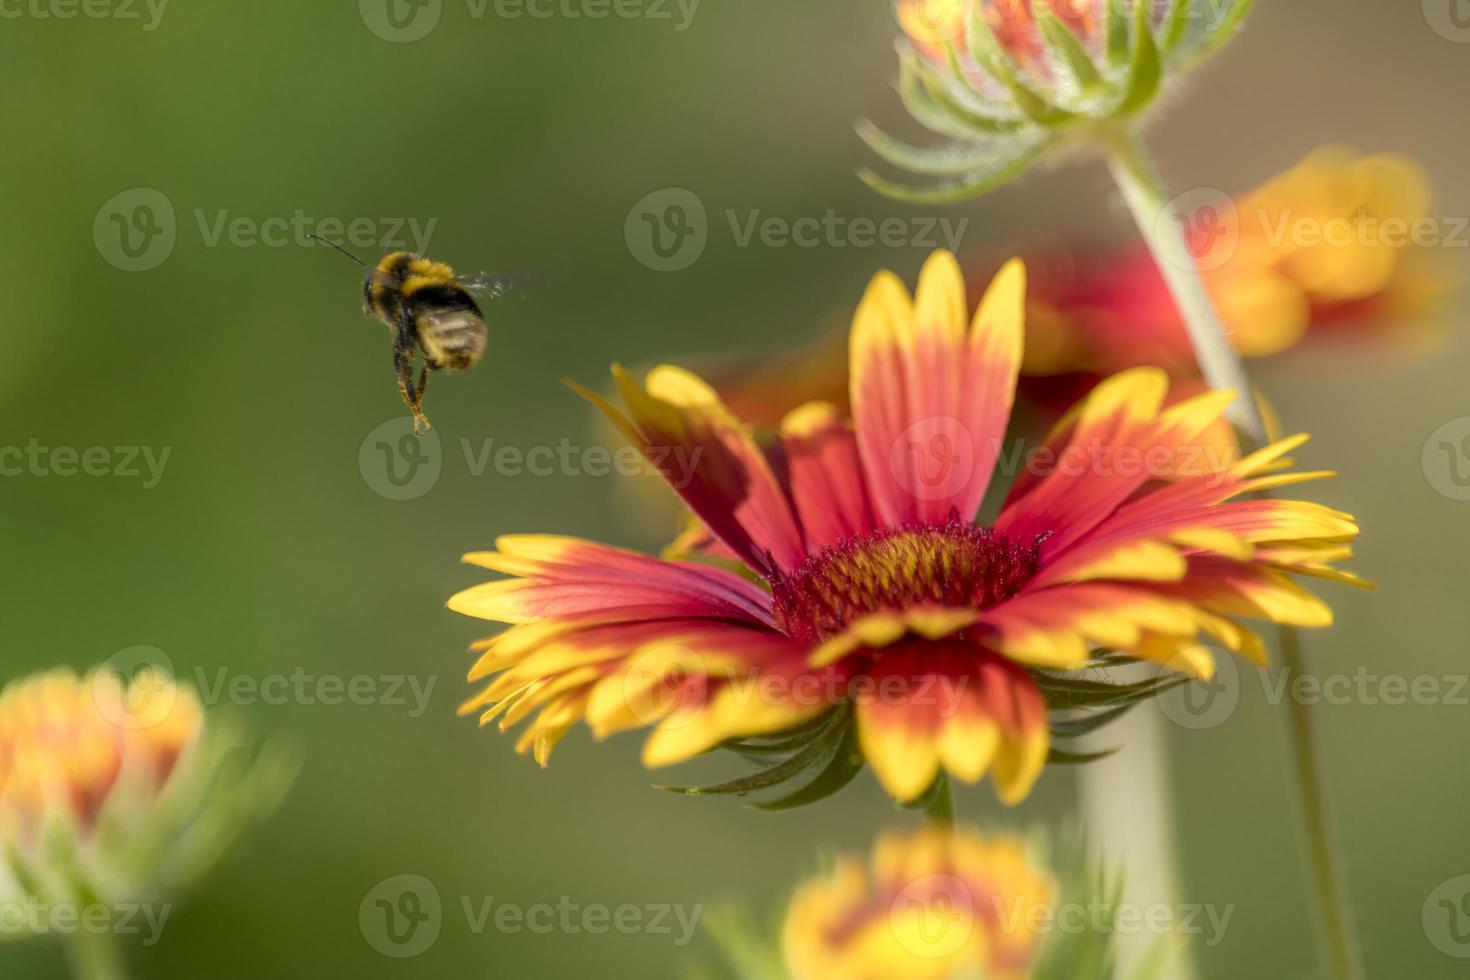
[307,234,370,268]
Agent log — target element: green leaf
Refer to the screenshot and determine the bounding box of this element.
[1035,672,1184,708]
[1110,0,1163,118]
[897,56,991,140]
[906,50,1026,135]
[857,138,1046,204]
[942,42,1026,121]
[1158,0,1196,55]
[964,1,1073,125]
[1047,745,1121,765]
[748,723,865,811]
[1103,0,1133,69]
[1049,702,1142,738]
[1184,0,1258,64]
[857,122,1038,178]
[659,713,846,797]
[1033,0,1107,93]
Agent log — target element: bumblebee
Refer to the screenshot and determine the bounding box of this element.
[311,236,510,433]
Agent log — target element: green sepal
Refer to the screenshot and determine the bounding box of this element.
[747,722,865,811]
[1102,0,1133,69]
[657,712,848,797]
[964,1,1074,125]
[857,121,1038,177]
[1046,744,1121,765]
[857,137,1046,204]
[1033,0,1108,95]
[906,48,1025,134]
[1110,0,1163,118]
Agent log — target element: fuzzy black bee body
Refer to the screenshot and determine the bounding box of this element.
[365,251,488,375]
[312,237,504,433]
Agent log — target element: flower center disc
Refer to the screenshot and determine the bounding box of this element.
[771,520,1043,641]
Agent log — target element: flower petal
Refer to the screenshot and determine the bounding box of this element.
[851,253,1024,527]
[854,641,1047,804]
[451,535,776,628]
[780,402,878,552]
[574,365,806,576]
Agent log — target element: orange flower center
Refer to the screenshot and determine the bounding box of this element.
[771,520,1044,641]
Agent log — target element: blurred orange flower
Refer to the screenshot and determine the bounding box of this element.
[1022,147,1449,380]
[783,826,1052,980]
[0,667,201,840]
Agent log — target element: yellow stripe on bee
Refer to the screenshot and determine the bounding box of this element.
[401,273,457,297]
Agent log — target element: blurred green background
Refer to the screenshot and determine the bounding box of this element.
[2,1,1467,977]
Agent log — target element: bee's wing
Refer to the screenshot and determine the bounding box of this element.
[458,270,546,302]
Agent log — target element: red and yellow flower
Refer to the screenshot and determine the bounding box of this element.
[783,826,1052,980]
[452,251,1360,805]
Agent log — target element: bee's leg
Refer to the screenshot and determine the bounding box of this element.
[393,324,431,434]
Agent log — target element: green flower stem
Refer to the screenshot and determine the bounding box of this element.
[922,773,955,826]
[1099,123,1365,980]
[64,929,127,980]
[1277,623,1365,980]
[1096,125,1267,445]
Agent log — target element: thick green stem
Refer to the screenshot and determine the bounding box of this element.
[1100,124,1365,980]
[922,773,955,826]
[64,929,127,980]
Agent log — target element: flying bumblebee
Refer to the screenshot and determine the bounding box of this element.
[311,235,514,433]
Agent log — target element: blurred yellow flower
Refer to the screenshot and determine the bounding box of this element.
[783,826,1052,980]
[0,668,201,840]
[0,666,292,955]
